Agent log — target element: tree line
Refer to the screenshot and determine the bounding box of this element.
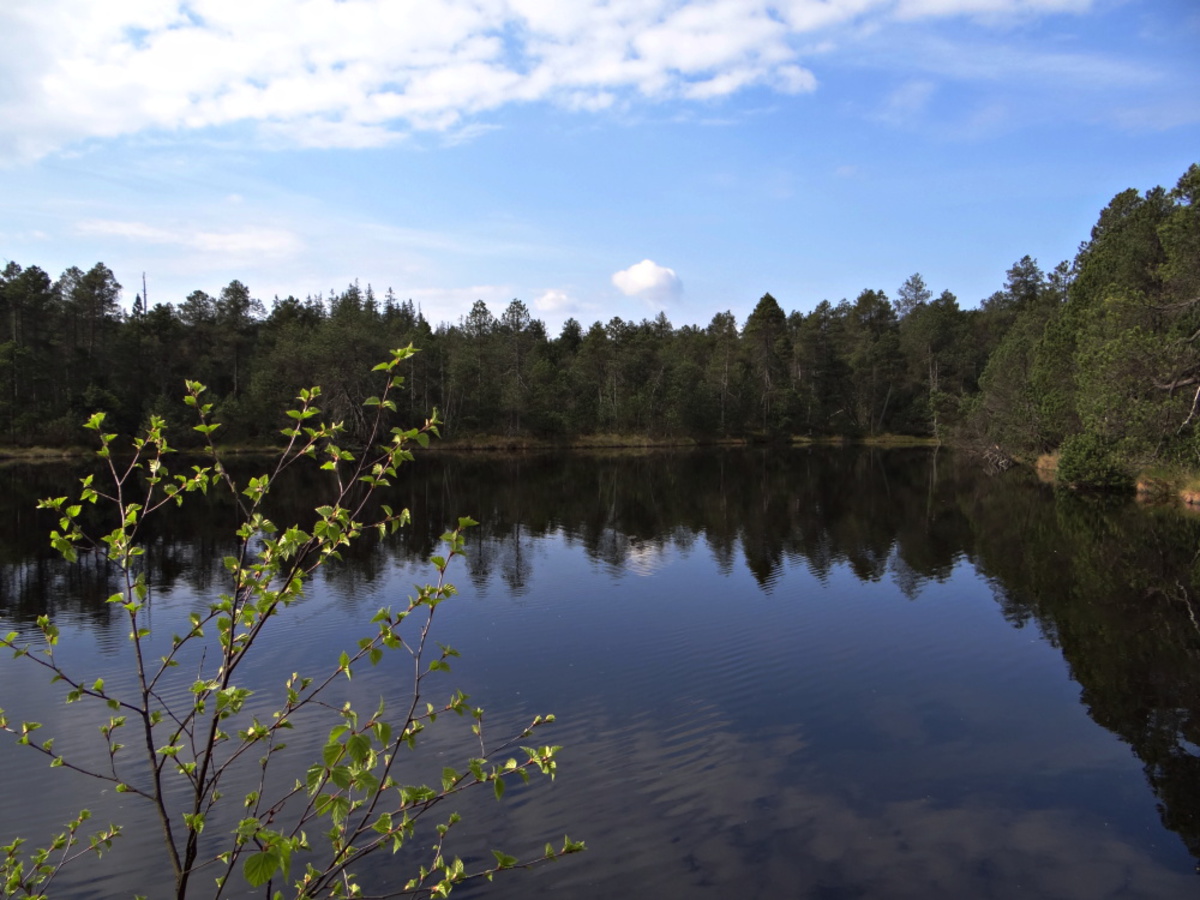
[1,163,1196,482]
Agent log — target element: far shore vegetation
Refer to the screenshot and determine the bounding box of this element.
[1,163,1197,496]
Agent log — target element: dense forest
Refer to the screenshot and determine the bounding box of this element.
[1,163,1196,485]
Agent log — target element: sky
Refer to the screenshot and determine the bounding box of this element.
[1,0,1198,334]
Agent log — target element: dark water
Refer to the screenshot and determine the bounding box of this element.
[2,447,1199,898]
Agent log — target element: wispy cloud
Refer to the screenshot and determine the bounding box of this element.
[0,0,1102,163]
[834,14,1176,140]
[891,0,1093,20]
[1108,99,1200,132]
[875,79,937,126]
[904,35,1161,88]
[76,218,304,258]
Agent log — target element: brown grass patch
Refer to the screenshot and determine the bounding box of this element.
[1034,453,1058,484]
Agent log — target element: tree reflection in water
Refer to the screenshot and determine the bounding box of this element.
[2,447,1199,893]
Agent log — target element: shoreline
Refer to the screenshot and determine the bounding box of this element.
[6,438,1196,508]
[0,432,941,461]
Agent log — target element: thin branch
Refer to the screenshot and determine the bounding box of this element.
[1177,385,1200,433]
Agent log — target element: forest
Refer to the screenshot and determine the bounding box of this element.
[0,163,1196,487]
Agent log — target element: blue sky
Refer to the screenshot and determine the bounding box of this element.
[1,0,1197,334]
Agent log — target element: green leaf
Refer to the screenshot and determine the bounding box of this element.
[244,850,279,887]
[315,792,351,823]
[374,720,392,747]
[306,765,325,794]
[346,733,371,765]
[322,741,342,767]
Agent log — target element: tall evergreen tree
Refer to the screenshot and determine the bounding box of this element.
[743,293,791,433]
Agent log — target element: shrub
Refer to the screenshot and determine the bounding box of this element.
[1055,431,1132,491]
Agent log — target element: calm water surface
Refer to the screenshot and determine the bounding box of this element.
[1,448,1199,898]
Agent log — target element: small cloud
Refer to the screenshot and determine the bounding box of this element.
[835,164,859,178]
[612,259,682,303]
[534,289,573,312]
[533,288,595,329]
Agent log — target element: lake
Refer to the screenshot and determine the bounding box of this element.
[2,447,1199,898]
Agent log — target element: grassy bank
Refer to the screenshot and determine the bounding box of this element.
[1034,451,1200,506]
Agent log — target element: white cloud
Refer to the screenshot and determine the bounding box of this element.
[534,289,574,313]
[532,288,597,329]
[0,0,1098,162]
[612,259,683,302]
